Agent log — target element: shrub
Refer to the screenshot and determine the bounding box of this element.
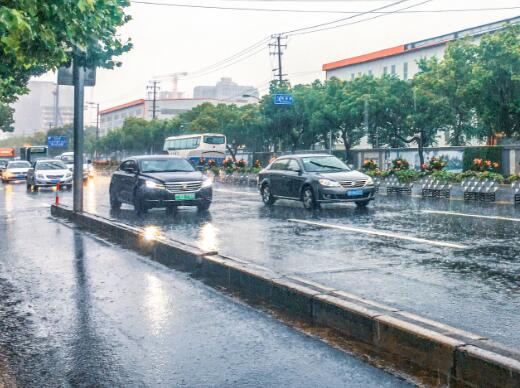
[393,169,420,183]
[472,158,500,173]
[421,156,447,172]
[391,158,409,171]
[462,146,502,173]
[362,159,378,171]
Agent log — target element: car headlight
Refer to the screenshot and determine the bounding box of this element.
[36,173,45,179]
[201,176,213,188]
[145,180,164,189]
[366,176,374,185]
[318,179,341,187]
[65,172,72,178]
[5,171,12,177]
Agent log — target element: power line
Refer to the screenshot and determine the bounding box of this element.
[290,0,435,36]
[131,1,520,15]
[283,0,411,35]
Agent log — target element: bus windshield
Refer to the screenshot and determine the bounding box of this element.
[203,136,225,145]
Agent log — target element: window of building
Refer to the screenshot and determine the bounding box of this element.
[368,69,373,76]
[403,62,408,80]
[383,66,388,75]
[391,65,396,75]
[351,73,355,80]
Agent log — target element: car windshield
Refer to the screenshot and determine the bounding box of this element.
[37,161,67,170]
[302,156,351,173]
[7,161,30,169]
[139,158,195,173]
[0,160,8,168]
[61,155,74,163]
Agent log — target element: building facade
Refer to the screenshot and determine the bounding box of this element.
[193,78,258,102]
[323,16,520,81]
[99,98,243,135]
[11,81,74,136]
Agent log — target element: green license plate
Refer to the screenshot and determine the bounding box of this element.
[175,193,196,200]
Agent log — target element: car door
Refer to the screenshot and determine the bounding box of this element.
[284,159,305,198]
[116,160,138,203]
[268,159,289,197]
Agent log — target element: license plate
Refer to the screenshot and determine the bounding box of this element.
[175,193,196,200]
[17,175,24,178]
[347,189,363,197]
[50,180,60,184]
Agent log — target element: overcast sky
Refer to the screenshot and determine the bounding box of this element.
[38,0,520,122]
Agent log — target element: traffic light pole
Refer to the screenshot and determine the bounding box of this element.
[73,59,85,213]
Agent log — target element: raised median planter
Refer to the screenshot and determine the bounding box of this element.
[50,204,520,387]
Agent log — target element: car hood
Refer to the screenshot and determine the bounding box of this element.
[141,171,204,183]
[314,170,369,181]
[6,168,30,173]
[37,169,70,175]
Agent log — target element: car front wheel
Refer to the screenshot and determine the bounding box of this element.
[133,193,148,215]
[302,187,318,210]
[197,201,211,212]
[261,184,276,206]
[355,199,370,208]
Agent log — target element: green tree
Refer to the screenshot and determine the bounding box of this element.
[0,104,14,132]
[1,0,132,131]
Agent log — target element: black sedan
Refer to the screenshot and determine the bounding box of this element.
[109,155,213,214]
[258,154,376,210]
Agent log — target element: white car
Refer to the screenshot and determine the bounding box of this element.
[56,152,94,180]
[1,161,31,183]
[26,159,73,191]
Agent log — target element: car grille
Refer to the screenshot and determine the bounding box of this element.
[165,181,202,193]
[339,180,366,188]
[46,175,63,179]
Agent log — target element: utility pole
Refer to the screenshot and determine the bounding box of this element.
[147,81,160,119]
[269,34,287,84]
[73,58,85,213]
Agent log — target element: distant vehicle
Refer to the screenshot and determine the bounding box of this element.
[0,159,9,178]
[55,151,94,179]
[257,154,376,210]
[26,159,73,191]
[163,133,226,166]
[109,155,213,214]
[0,148,15,160]
[1,160,31,183]
[20,146,48,163]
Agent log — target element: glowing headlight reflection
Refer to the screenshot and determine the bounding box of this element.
[143,226,160,241]
[197,222,218,252]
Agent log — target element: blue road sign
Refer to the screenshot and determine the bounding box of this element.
[274,94,293,105]
[47,136,68,148]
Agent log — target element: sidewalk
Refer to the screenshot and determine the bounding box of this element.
[0,185,409,387]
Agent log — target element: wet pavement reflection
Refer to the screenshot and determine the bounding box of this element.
[0,181,410,386]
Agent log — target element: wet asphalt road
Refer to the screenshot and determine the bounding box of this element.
[0,181,410,387]
[59,175,520,349]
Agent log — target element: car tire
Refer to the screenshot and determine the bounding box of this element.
[197,202,211,212]
[133,194,148,215]
[66,185,72,190]
[261,184,276,206]
[166,205,177,215]
[110,190,122,210]
[302,186,318,210]
[355,199,370,208]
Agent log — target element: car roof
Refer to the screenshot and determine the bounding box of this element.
[277,154,334,160]
[35,159,66,163]
[124,155,184,162]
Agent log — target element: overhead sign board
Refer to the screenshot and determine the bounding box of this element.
[274,94,293,105]
[57,65,96,86]
[47,136,68,148]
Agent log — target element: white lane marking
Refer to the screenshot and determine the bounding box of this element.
[422,209,520,223]
[214,188,259,197]
[287,219,467,249]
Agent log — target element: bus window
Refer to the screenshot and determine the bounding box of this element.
[204,136,225,145]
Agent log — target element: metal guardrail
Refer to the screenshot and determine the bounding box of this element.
[512,180,520,205]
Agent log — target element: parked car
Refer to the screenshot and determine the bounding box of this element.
[109,155,213,214]
[55,152,94,179]
[1,160,31,183]
[257,154,376,210]
[26,159,73,191]
[0,159,9,178]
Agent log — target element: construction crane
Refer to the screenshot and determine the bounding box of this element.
[152,72,188,99]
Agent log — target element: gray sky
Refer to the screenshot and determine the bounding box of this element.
[38,0,520,122]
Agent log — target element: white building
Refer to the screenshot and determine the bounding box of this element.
[10,81,74,136]
[194,78,258,102]
[99,98,243,136]
[323,16,520,81]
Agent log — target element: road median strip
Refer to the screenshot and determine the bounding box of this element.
[422,210,520,223]
[50,204,520,387]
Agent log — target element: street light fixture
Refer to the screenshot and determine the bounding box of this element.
[242,94,260,101]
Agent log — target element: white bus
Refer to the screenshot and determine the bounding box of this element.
[163,133,227,165]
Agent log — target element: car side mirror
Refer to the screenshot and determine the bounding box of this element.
[124,167,136,174]
[87,159,92,164]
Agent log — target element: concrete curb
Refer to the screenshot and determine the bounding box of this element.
[51,204,520,387]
